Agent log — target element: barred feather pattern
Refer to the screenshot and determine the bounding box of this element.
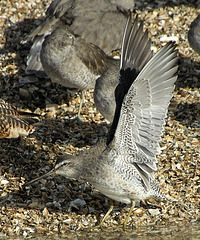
[0,100,35,138]
[108,41,178,199]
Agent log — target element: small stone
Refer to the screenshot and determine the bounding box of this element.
[148,209,160,216]
[69,198,86,209]
[19,88,30,98]
[160,35,179,42]
[1,179,9,185]
[63,218,72,223]
[42,207,49,217]
[173,15,180,21]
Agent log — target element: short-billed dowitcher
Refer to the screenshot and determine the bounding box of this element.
[23,0,134,119]
[26,15,178,228]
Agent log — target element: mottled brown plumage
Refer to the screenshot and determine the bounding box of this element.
[24,0,134,119]
[0,99,36,138]
[25,0,134,76]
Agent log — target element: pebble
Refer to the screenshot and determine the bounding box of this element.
[42,207,49,217]
[69,198,86,209]
[0,0,199,237]
[159,35,179,42]
[148,209,161,216]
[19,88,30,98]
[1,179,9,185]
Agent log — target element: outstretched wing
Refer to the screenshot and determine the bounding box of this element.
[113,42,178,185]
[107,14,153,144]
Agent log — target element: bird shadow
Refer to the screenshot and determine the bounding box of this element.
[0,117,112,220]
[168,56,200,127]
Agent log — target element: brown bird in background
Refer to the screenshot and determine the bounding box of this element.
[24,0,135,77]
[0,99,37,138]
[23,0,134,120]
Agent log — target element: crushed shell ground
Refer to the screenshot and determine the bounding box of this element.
[0,0,199,238]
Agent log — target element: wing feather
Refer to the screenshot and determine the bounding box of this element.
[114,42,178,177]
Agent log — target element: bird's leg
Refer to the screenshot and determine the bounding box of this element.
[76,90,85,121]
[99,199,114,229]
[123,200,135,230]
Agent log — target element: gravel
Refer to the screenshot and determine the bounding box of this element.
[0,0,199,238]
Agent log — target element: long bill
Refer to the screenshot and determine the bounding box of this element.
[25,169,55,186]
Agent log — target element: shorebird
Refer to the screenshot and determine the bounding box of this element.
[26,15,178,229]
[40,14,152,122]
[24,0,134,76]
[0,99,37,138]
[23,0,134,119]
[94,15,153,122]
[188,13,200,55]
[39,24,110,119]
